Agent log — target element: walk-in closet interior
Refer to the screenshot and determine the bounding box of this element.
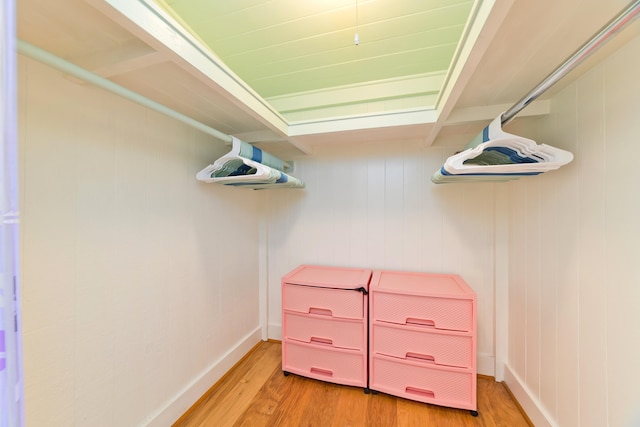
[3,0,640,425]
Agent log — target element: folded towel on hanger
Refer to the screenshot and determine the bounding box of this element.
[196,137,305,189]
[431,114,573,184]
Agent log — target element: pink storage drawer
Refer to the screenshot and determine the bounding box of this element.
[282,283,363,319]
[283,265,372,290]
[370,355,476,410]
[372,322,473,368]
[282,340,367,387]
[372,292,472,332]
[283,311,365,351]
[371,270,474,296]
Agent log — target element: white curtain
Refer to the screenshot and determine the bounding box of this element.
[1,0,23,426]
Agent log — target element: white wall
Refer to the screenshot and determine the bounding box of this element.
[18,57,262,426]
[265,140,498,376]
[504,33,640,427]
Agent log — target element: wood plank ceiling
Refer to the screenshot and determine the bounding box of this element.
[157,0,473,99]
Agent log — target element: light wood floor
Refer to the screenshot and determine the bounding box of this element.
[173,341,531,427]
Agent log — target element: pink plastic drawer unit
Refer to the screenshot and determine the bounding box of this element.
[283,340,367,388]
[371,355,475,410]
[369,270,478,416]
[372,293,472,332]
[372,322,473,368]
[284,311,364,351]
[282,265,371,390]
[282,283,363,319]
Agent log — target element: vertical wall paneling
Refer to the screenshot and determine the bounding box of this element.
[20,58,79,426]
[437,179,463,275]
[73,81,118,425]
[421,151,446,272]
[383,155,404,271]
[265,143,497,375]
[537,132,559,420]
[264,165,306,339]
[603,35,640,427]
[348,158,369,268]
[525,176,541,397]
[505,33,640,427]
[576,65,608,427]
[19,57,262,426]
[330,157,355,265]
[366,154,386,268]
[551,87,581,427]
[493,185,509,381]
[508,179,527,379]
[258,191,269,340]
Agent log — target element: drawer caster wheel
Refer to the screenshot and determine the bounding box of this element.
[364,388,370,394]
[470,410,479,417]
[371,390,379,395]
[283,371,290,377]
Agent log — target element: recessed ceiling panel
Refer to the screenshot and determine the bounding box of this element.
[158,0,474,100]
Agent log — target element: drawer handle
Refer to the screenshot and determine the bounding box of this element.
[310,337,333,345]
[406,386,435,399]
[406,318,436,327]
[309,307,333,316]
[310,367,333,377]
[406,352,435,363]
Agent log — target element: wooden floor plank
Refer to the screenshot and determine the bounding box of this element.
[264,374,317,426]
[396,397,438,427]
[233,365,297,427]
[476,376,530,427]
[365,392,398,427]
[174,341,531,427]
[175,342,281,426]
[331,385,370,427]
[299,378,343,426]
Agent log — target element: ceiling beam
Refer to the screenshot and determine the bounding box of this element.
[267,72,445,114]
[424,0,516,146]
[70,38,166,78]
[445,100,549,126]
[87,0,308,151]
[287,107,438,137]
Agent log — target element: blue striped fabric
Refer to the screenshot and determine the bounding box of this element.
[196,137,304,189]
[251,145,263,163]
[431,114,573,184]
[483,124,490,143]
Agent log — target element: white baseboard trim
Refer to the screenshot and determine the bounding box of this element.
[268,322,282,341]
[503,364,556,427]
[147,326,263,427]
[477,353,495,377]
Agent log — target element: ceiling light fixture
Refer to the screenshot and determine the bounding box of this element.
[354,0,360,46]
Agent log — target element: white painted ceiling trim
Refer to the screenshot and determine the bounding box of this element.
[425,0,515,145]
[86,0,313,152]
[288,107,439,137]
[266,71,445,116]
[69,38,166,79]
[446,100,550,126]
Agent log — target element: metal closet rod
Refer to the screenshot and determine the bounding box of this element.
[501,0,640,126]
[17,39,234,145]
